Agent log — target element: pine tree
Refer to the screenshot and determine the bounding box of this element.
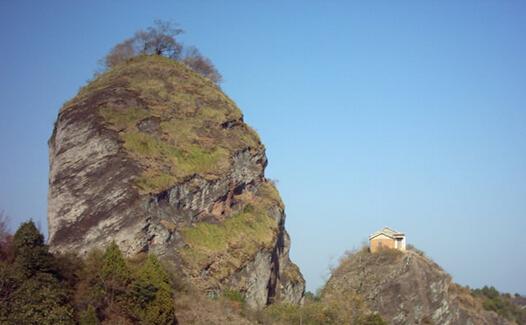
[12,221,53,277]
[101,241,130,283]
[2,221,75,324]
[130,254,177,324]
[101,241,130,307]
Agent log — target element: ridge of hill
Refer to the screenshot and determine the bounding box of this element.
[323,247,517,324]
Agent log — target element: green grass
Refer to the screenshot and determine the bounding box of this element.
[182,205,275,251]
[180,146,230,176]
[179,183,283,280]
[123,131,178,158]
[135,172,177,194]
[123,131,230,191]
[258,182,284,209]
[160,119,195,143]
[65,55,264,194]
[222,289,246,304]
[99,106,151,131]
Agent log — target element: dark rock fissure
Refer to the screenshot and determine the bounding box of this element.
[266,221,285,305]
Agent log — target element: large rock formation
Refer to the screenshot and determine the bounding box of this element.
[48,55,304,309]
[323,248,512,325]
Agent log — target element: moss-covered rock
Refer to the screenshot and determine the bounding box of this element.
[48,55,304,309]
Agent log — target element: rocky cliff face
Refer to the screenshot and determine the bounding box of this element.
[323,248,512,325]
[48,55,304,309]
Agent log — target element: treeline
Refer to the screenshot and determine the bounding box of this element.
[0,216,389,325]
[103,20,222,84]
[4,215,521,324]
[471,285,526,324]
[0,220,177,324]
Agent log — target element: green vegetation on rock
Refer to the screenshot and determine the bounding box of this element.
[98,106,150,131]
[0,221,75,324]
[75,244,177,324]
[258,292,382,325]
[281,262,304,285]
[180,182,281,282]
[0,222,179,324]
[471,286,526,323]
[63,55,261,194]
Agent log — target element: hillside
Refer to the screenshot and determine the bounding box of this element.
[323,247,515,325]
[47,55,304,309]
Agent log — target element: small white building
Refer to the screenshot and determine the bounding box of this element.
[369,227,406,253]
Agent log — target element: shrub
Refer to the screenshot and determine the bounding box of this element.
[257,290,375,325]
[128,254,176,324]
[471,285,526,323]
[222,289,246,304]
[103,20,222,84]
[183,47,223,84]
[407,244,425,256]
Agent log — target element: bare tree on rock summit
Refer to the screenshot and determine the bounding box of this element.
[104,20,221,85]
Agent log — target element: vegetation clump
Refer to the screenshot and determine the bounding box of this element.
[179,182,281,285]
[0,221,75,324]
[64,54,261,194]
[57,21,262,195]
[104,20,222,84]
[471,285,526,323]
[257,291,386,325]
[0,222,178,324]
[2,218,523,324]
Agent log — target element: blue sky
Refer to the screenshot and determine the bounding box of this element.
[0,1,525,294]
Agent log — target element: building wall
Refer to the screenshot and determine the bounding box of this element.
[370,234,396,253]
[398,237,406,251]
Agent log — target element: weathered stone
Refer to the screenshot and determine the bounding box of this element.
[48,55,304,309]
[323,249,512,325]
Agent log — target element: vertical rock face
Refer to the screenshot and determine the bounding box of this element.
[48,55,304,308]
[323,249,512,325]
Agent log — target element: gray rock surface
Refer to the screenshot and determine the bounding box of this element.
[324,249,512,325]
[48,56,304,309]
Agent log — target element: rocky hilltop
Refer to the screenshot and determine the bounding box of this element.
[48,55,304,309]
[323,248,513,325]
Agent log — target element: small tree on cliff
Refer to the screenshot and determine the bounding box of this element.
[104,38,136,69]
[103,20,222,85]
[183,47,223,84]
[104,20,184,68]
[137,19,184,57]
